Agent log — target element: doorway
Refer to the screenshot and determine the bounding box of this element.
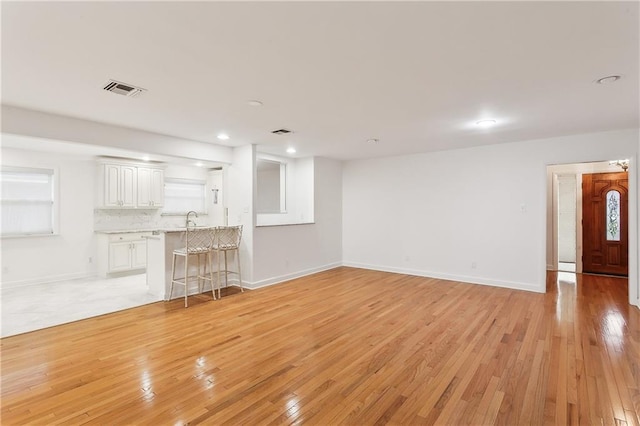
[548,160,630,277]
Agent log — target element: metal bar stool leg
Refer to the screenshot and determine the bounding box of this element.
[207,251,216,300]
[236,249,243,292]
[169,252,176,300]
[183,251,189,308]
[217,249,222,300]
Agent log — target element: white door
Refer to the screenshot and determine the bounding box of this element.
[120,166,137,207]
[109,241,132,272]
[137,167,152,207]
[558,175,577,264]
[150,168,164,207]
[104,164,121,207]
[131,240,147,269]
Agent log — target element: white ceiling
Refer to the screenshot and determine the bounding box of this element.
[1,1,638,161]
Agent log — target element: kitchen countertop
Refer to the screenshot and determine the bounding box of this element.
[95,227,215,234]
[94,229,157,234]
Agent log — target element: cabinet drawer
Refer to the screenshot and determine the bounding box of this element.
[108,232,153,242]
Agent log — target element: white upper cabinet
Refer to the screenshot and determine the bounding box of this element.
[103,164,137,207]
[99,161,164,209]
[137,167,164,208]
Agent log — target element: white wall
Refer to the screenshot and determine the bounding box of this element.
[252,157,342,287]
[295,157,315,224]
[343,129,638,304]
[226,145,255,283]
[637,137,640,307]
[2,105,232,164]
[1,148,97,287]
[207,169,225,226]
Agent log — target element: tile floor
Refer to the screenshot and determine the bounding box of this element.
[1,274,160,338]
[558,261,577,272]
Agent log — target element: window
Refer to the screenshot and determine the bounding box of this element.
[1,167,56,236]
[256,159,286,213]
[606,190,620,241]
[163,179,206,214]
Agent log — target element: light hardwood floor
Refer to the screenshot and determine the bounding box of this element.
[1,267,638,425]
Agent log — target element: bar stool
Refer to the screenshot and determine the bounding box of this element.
[213,225,243,299]
[169,226,216,307]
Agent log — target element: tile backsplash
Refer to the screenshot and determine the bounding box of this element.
[94,209,209,231]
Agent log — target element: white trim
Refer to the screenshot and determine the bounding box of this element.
[342,261,544,294]
[243,262,342,290]
[0,272,95,289]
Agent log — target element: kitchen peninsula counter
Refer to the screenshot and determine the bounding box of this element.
[145,229,215,300]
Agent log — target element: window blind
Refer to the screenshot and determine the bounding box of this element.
[1,167,55,236]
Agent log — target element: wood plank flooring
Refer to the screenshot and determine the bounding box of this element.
[1,267,638,425]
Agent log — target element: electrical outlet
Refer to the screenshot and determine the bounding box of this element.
[88,257,93,264]
[471,262,477,269]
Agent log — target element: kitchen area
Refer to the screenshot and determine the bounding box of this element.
[0,134,230,337]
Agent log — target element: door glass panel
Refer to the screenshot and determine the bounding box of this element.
[606,190,620,241]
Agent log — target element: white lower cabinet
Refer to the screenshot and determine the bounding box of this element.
[98,232,152,275]
[131,240,148,269]
[109,241,135,272]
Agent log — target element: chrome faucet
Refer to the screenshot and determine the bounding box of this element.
[186,210,198,228]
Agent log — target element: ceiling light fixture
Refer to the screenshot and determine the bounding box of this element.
[217,133,230,140]
[142,155,150,162]
[286,147,296,154]
[195,162,204,167]
[475,119,497,128]
[247,100,263,107]
[596,75,622,84]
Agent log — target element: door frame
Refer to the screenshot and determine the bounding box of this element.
[551,173,581,272]
[546,157,638,308]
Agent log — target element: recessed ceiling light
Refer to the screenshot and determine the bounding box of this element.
[596,75,622,84]
[286,147,296,154]
[195,162,204,167]
[475,119,497,128]
[142,155,150,162]
[217,133,230,140]
[247,100,263,107]
[366,138,380,144]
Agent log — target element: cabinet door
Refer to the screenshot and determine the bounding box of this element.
[104,164,121,207]
[109,241,132,272]
[131,240,147,269]
[137,167,152,207]
[150,168,164,207]
[120,166,137,207]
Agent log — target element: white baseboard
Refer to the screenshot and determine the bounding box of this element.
[0,272,96,290]
[342,261,544,293]
[244,262,343,290]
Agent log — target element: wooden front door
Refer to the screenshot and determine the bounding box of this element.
[582,172,628,276]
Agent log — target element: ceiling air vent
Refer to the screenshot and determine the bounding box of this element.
[103,80,146,97]
[271,128,292,135]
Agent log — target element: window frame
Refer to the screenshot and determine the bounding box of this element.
[0,165,59,238]
[161,178,208,216]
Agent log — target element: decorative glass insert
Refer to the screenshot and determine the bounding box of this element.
[606,190,620,241]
